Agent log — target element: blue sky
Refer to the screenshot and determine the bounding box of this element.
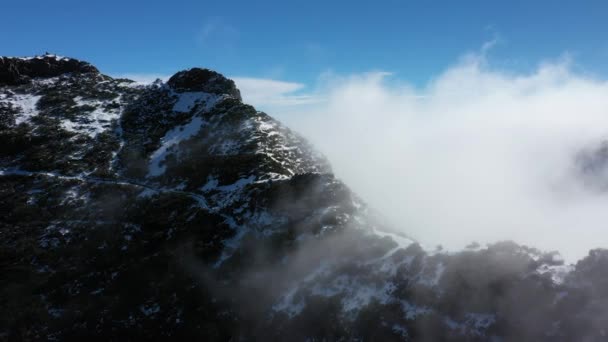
[3,0,608,88]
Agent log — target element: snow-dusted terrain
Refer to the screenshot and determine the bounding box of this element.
[1,54,608,341]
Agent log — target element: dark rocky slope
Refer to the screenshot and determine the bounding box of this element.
[1,54,608,341]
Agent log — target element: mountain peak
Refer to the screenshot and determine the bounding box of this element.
[167,67,241,100]
[0,54,99,85]
[3,54,608,341]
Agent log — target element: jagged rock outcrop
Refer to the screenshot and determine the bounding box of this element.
[0,54,99,86]
[167,68,242,100]
[1,55,608,341]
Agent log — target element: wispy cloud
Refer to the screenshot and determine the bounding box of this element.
[196,17,239,49]
[232,77,323,109]
[111,72,324,111]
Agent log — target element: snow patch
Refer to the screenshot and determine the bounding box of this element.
[148,116,206,176]
[373,227,415,260]
[306,273,398,313]
[392,324,408,338]
[3,94,42,125]
[47,307,64,318]
[373,228,414,250]
[216,175,256,192]
[400,300,432,320]
[538,263,574,285]
[213,223,249,268]
[201,176,219,192]
[272,264,330,317]
[139,303,161,316]
[464,313,496,335]
[442,313,496,337]
[172,92,221,113]
[60,96,122,137]
[14,54,70,62]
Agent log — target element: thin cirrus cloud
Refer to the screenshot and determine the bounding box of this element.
[232,77,323,108]
[196,18,240,50]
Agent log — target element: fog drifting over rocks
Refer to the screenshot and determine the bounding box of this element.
[240,48,608,262]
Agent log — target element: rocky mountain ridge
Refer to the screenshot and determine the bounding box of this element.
[1,54,608,341]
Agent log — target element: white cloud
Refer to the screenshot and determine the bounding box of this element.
[111,74,323,111]
[232,77,323,109]
[257,49,608,262]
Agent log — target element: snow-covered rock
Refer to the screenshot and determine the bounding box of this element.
[1,55,607,341]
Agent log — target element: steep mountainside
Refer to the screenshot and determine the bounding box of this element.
[2,54,608,341]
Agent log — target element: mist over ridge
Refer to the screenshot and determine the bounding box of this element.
[256,47,608,262]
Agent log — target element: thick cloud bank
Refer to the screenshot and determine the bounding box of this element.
[256,52,608,262]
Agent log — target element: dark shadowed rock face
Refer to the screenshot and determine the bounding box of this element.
[1,56,608,341]
[167,68,241,100]
[0,54,99,86]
